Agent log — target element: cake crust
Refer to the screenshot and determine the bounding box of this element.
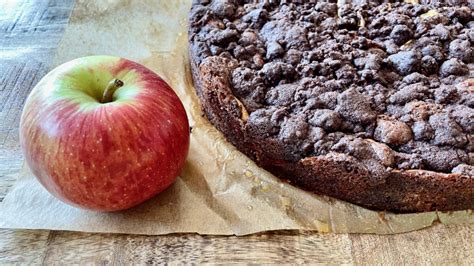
[189,1,474,212]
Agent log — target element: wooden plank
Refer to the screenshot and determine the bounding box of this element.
[2,225,474,264]
[350,224,474,265]
[41,231,353,264]
[0,229,51,265]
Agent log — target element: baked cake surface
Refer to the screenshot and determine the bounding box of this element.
[188,0,474,212]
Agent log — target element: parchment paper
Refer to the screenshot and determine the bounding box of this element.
[0,0,472,235]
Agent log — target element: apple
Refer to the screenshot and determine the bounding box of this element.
[19,55,190,211]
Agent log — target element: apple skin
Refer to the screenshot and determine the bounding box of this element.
[19,55,190,211]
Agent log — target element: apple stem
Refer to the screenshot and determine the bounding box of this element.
[101,79,124,103]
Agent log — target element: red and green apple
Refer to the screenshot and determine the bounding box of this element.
[20,55,190,211]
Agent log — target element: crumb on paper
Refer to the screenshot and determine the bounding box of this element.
[261,183,270,192]
[244,169,253,177]
[314,220,331,233]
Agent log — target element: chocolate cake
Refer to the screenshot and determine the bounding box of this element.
[188,0,474,212]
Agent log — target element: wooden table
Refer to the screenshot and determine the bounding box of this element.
[1,1,473,264]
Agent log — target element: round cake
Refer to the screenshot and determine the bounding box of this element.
[188,0,474,212]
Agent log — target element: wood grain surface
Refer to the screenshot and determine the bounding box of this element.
[0,1,473,264]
